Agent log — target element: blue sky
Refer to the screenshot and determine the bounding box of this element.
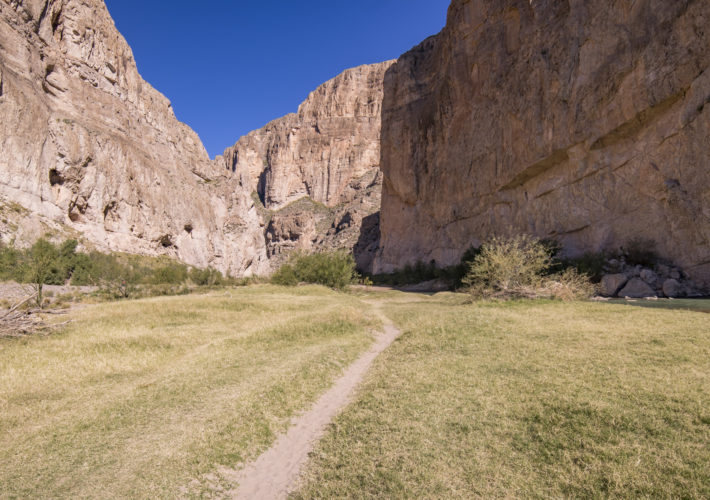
[104,1,450,158]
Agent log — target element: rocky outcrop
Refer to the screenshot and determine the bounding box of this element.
[375,0,710,285]
[599,257,704,298]
[218,61,394,271]
[262,171,382,271]
[0,0,269,275]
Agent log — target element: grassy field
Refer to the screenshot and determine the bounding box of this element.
[0,286,377,498]
[2,287,709,499]
[294,294,710,498]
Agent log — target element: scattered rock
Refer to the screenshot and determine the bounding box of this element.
[600,274,628,297]
[662,279,685,298]
[619,278,657,299]
[656,264,671,278]
[640,269,659,287]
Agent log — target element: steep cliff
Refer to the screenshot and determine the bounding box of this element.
[0,0,269,275]
[219,61,394,271]
[375,0,710,283]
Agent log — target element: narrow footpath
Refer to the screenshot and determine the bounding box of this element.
[232,301,400,499]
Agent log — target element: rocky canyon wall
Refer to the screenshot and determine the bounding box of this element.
[218,61,394,271]
[375,0,710,283]
[0,0,270,275]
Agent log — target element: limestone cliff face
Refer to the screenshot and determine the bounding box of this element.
[376,0,710,282]
[219,61,394,271]
[0,0,269,275]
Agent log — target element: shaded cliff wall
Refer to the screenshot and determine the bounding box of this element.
[376,0,710,283]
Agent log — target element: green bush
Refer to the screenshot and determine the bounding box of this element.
[150,263,189,285]
[188,267,224,286]
[1,237,239,294]
[463,235,594,301]
[70,251,136,286]
[0,244,24,282]
[1,239,79,287]
[272,251,357,290]
[271,263,299,287]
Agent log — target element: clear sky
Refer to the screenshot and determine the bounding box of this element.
[104,1,450,158]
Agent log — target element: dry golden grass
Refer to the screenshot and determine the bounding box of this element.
[0,285,376,499]
[294,295,710,498]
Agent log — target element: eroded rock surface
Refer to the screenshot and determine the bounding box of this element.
[0,0,269,275]
[376,0,710,284]
[218,61,394,271]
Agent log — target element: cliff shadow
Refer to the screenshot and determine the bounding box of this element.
[354,212,380,274]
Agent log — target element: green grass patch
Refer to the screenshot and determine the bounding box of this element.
[294,296,710,498]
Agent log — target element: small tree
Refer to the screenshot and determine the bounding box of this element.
[26,239,58,308]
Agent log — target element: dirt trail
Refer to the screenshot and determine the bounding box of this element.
[231,300,399,499]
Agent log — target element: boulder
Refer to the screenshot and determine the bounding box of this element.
[656,264,671,278]
[662,279,685,298]
[600,274,628,297]
[640,269,659,287]
[619,278,657,299]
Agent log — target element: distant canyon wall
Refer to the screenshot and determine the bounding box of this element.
[218,61,393,271]
[375,0,710,283]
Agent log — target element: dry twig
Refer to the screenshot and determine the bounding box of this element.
[0,293,71,338]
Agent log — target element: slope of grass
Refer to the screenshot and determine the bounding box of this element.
[294,295,710,498]
[0,285,376,499]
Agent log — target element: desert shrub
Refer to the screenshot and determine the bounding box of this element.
[541,268,597,301]
[463,235,593,301]
[272,251,357,290]
[70,251,135,285]
[188,267,224,286]
[271,263,299,287]
[1,239,82,287]
[3,238,231,294]
[623,237,658,267]
[0,244,24,282]
[463,235,551,294]
[150,263,189,285]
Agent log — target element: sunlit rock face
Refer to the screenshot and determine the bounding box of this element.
[0,0,392,275]
[0,0,269,275]
[375,0,710,284]
[219,61,394,272]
